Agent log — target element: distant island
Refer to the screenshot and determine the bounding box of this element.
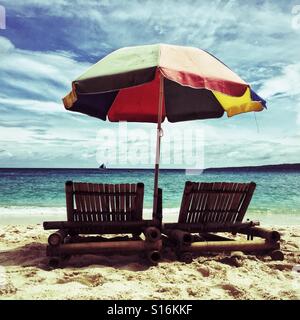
[203,163,300,172]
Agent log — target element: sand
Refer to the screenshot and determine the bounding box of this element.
[0,224,299,300]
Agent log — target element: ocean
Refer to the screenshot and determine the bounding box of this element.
[0,168,299,225]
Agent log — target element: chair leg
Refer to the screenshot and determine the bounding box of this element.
[143,227,161,242]
[48,257,61,269]
[247,234,254,240]
[146,250,161,265]
[177,251,193,264]
[270,249,284,261]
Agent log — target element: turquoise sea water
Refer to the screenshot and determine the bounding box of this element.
[0,168,299,225]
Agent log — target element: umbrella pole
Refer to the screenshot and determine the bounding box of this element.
[153,75,164,219]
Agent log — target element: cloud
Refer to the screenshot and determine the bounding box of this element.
[259,63,300,99]
[0,97,64,113]
[0,35,14,53]
[0,150,13,159]
[3,0,299,67]
[0,1,299,167]
[0,36,90,105]
[258,62,300,129]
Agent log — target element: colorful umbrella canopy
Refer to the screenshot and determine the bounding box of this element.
[63,44,266,121]
[63,44,266,217]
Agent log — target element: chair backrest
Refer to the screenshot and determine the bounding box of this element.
[65,181,144,222]
[178,181,256,224]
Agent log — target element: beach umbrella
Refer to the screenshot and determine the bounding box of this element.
[63,44,266,217]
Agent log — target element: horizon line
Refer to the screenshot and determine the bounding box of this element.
[0,162,300,171]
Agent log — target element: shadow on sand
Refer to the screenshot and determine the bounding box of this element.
[0,242,174,271]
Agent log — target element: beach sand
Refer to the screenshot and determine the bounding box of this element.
[0,224,299,300]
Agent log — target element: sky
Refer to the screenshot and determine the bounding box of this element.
[0,0,300,168]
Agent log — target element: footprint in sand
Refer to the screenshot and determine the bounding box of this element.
[0,282,17,295]
[197,266,210,277]
[267,262,295,271]
[156,285,181,297]
[221,283,245,298]
[286,242,299,249]
[21,268,38,277]
[56,272,105,287]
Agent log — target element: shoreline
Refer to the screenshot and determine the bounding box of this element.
[0,206,300,226]
[0,224,299,300]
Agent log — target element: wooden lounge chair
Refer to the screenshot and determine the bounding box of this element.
[163,181,282,263]
[43,181,162,267]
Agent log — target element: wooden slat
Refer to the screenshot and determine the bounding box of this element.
[114,184,120,221]
[199,182,211,223]
[125,183,131,220]
[94,184,101,221]
[194,183,205,223]
[210,183,223,223]
[130,183,137,219]
[109,184,116,221]
[73,183,82,215]
[220,183,234,223]
[130,183,136,220]
[227,183,242,223]
[65,181,74,222]
[103,184,111,221]
[72,181,79,221]
[185,193,193,224]
[120,184,125,221]
[209,182,223,223]
[105,183,111,214]
[187,184,197,223]
[237,183,248,214]
[98,184,105,217]
[194,183,207,223]
[236,184,249,218]
[227,183,244,223]
[75,183,85,222]
[79,183,86,222]
[87,184,94,222]
[195,183,205,223]
[178,182,193,223]
[226,183,239,223]
[81,183,89,222]
[131,183,136,215]
[87,183,94,222]
[202,183,214,223]
[207,183,219,223]
[89,184,96,221]
[135,183,144,221]
[188,183,201,223]
[92,183,100,222]
[99,183,105,221]
[217,182,229,223]
[236,182,256,222]
[230,183,246,223]
[87,182,93,222]
[217,183,229,223]
[85,183,91,222]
